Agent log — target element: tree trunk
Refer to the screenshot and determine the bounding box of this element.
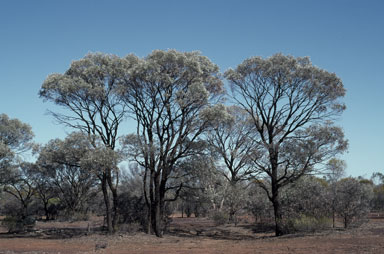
[151,185,165,237]
[270,146,284,236]
[101,175,113,233]
[43,201,50,221]
[272,197,284,236]
[152,201,164,237]
[146,169,168,238]
[111,187,118,232]
[146,208,152,234]
[107,173,119,233]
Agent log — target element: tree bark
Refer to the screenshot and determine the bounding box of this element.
[151,181,165,237]
[272,196,284,236]
[101,175,113,233]
[107,172,119,233]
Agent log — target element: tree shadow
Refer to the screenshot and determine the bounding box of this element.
[0,226,106,240]
[168,222,276,241]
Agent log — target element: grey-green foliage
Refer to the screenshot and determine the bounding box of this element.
[247,183,273,223]
[2,162,37,217]
[0,115,35,220]
[326,158,347,183]
[224,182,249,224]
[180,155,227,212]
[276,176,331,233]
[225,53,348,236]
[0,114,34,180]
[36,132,99,215]
[39,53,128,232]
[325,158,347,228]
[334,178,373,228]
[119,50,224,237]
[371,172,384,210]
[39,53,127,148]
[225,54,347,186]
[281,176,330,219]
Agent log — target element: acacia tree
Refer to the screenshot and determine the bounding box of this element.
[39,53,127,232]
[119,50,223,237]
[225,54,348,236]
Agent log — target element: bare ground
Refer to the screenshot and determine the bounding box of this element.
[0,216,384,254]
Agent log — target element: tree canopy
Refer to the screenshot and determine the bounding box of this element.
[225,53,348,236]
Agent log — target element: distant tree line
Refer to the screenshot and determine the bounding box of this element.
[0,50,378,237]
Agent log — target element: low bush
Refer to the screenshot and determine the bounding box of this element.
[283,215,331,233]
[118,222,142,234]
[1,216,36,233]
[211,210,229,226]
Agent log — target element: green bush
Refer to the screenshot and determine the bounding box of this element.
[211,210,229,226]
[285,215,331,233]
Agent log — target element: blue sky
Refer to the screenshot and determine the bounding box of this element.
[0,0,383,177]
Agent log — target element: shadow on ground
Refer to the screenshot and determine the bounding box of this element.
[168,220,276,240]
[0,226,105,240]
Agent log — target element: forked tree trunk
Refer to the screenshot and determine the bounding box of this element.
[144,169,167,238]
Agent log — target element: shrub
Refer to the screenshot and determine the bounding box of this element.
[211,210,229,226]
[118,222,141,234]
[290,215,332,233]
[1,216,36,233]
[334,178,373,228]
[117,192,147,227]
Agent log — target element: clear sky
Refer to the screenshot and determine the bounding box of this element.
[0,0,383,177]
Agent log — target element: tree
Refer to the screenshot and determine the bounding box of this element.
[280,176,330,232]
[80,137,121,229]
[176,155,221,218]
[36,133,99,218]
[0,114,36,230]
[205,105,261,223]
[27,164,57,220]
[225,54,348,236]
[39,53,127,232]
[325,158,346,227]
[371,172,384,211]
[0,114,34,181]
[2,162,36,218]
[119,50,224,237]
[334,178,373,228]
[206,105,260,183]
